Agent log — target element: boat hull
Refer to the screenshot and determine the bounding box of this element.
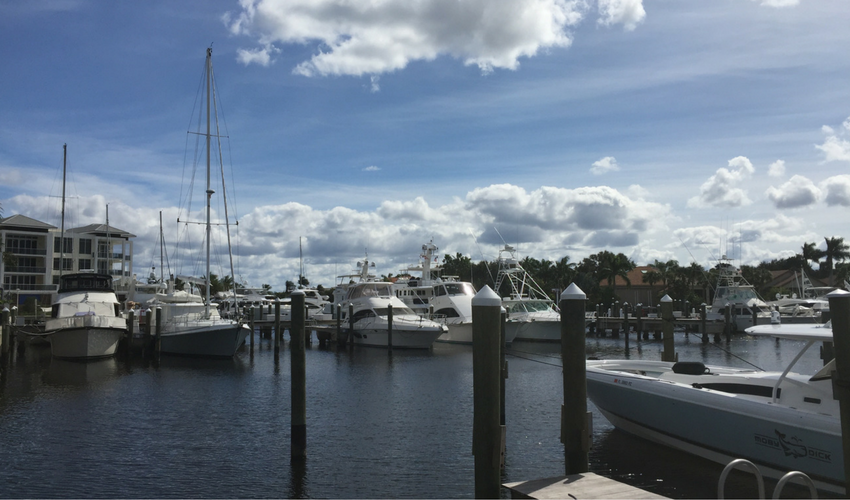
[47,325,125,359]
[586,361,844,494]
[160,322,250,358]
[435,321,518,345]
[509,318,562,342]
[348,317,444,349]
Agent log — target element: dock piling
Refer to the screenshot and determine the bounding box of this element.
[827,290,850,489]
[274,299,281,358]
[661,295,675,363]
[155,307,162,355]
[387,303,393,352]
[471,285,502,499]
[291,290,307,460]
[560,283,589,475]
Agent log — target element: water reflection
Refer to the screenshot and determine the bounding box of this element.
[42,357,119,387]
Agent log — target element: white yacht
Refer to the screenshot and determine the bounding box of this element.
[586,320,843,495]
[494,245,562,342]
[335,258,446,349]
[42,273,127,359]
[707,256,772,330]
[393,241,511,344]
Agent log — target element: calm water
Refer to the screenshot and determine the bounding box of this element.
[0,330,835,499]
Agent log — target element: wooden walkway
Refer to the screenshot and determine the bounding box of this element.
[504,473,668,499]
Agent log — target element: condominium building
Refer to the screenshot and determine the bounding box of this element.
[0,214,135,307]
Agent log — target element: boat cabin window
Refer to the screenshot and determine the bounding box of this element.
[434,285,446,297]
[435,307,460,318]
[506,302,527,313]
[374,306,416,317]
[525,301,553,312]
[444,283,475,296]
[352,309,376,322]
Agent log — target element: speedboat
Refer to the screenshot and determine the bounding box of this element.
[41,273,127,359]
[494,245,562,342]
[586,321,843,494]
[336,257,447,349]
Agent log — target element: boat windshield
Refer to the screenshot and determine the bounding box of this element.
[443,282,475,296]
[525,301,554,312]
[374,306,416,317]
[506,302,527,313]
[348,283,393,300]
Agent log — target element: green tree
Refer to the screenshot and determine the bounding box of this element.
[800,241,825,272]
[823,236,850,285]
[442,252,473,282]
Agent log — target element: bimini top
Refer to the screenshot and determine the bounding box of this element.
[745,321,833,342]
[58,273,115,294]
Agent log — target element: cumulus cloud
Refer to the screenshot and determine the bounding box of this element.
[687,156,755,208]
[590,156,619,175]
[235,44,278,66]
[597,0,646,31]
[816,116,850,162]
[0,168,25,186]
[765,175,820,209]
[225,0,645,76]
[820,175,850,206]
[363,165,380,172]
[767,160,785,177]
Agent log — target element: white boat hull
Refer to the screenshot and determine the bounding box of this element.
[160,321,250,358]
[435,321,519,345]
[586,360,844,494]
[509,318,562,342]
[348,316,444,349]
[47,324,125,359]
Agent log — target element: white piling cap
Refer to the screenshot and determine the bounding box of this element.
[826,289,850,299]
[472,285,502,307]
[291,289,305,296]
[660,294,673,303]
[561,282,586,300]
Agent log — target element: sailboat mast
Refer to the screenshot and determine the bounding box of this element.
[159,211,164,283]
[60,143,67,279]
[106,204,110,275]
[204,47,213,315]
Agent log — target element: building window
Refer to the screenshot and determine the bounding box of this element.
[79,238,92,255]
[53,258,73,271]
[53,237,73,254]
[79,259,92,271]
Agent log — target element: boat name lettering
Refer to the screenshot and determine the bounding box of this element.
[753,430,831,463]
[613,378,632,387]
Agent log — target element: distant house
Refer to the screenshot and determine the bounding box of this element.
[603,266,659,307]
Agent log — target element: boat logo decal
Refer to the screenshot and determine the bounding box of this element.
[753,429,831,463]
[613,378,632,387]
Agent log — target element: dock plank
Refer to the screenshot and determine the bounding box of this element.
[504,473,668,499]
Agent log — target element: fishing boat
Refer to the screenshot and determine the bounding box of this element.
[42,272,127,359]
[393,241,515,344]
[586,320,843,494]
[494,245,562,342]
[335,257,447,349]
[154,47,249,357]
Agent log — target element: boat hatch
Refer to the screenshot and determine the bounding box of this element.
[672,362,709,375]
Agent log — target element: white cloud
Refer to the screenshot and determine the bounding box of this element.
[816,116,850,162]
[225,0,644,75]
[235,45,278,67]
[590,156,619,175]
[363,165,380,172]
[370,76,380,93]
[765,175,820,209]
[0,168,25,186]
[597,0,646,31]
[687,156,755,208]
[820,175,850,206]
[753,0,799,7]
[767,159,785,177]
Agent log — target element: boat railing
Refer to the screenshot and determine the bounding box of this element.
[717,458,817,499]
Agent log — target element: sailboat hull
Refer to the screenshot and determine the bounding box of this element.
[160,322,250,358]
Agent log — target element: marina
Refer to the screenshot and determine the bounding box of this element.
[0,321,841,498]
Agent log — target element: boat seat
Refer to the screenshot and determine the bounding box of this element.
[672,361,709,375]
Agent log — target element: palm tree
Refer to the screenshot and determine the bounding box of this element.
[824,237,850,286]
[800,241,825,273]
[598,251,635,292]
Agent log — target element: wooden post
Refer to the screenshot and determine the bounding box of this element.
[348,303,354,348]
[701,303,708,344]
[723,304,732,342]
[661,295,675,363]
[155,307,162,355]
[1,307,9,355]
[274,299,281,358]
[387,303,393,352]
[334,303,341,345]
[471,285,502,499]
[622,302,630,351]
[500,308,507,470]
[635,304,643,342]
[751,306,757,328]
[826,289,850,491]
[249,306,255,349]
[127,310,135,353]
[560,283,589,475]
[291,290,307,460]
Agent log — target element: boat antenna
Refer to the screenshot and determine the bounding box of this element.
[469,229,495,286]
[299,236,304,288]
[106,204,111,275]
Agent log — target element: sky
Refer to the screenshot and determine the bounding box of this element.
[2,0,850,291]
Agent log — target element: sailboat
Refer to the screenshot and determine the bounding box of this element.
[152,47,250,358]
[41,145,127,359]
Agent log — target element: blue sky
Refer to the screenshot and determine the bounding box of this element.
[2,0,850,290]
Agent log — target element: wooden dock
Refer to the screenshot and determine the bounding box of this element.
[504,473,668,499]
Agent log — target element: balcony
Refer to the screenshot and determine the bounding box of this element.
[0,284,58,292]
[7,248,47,256]
[5,266,47,274]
